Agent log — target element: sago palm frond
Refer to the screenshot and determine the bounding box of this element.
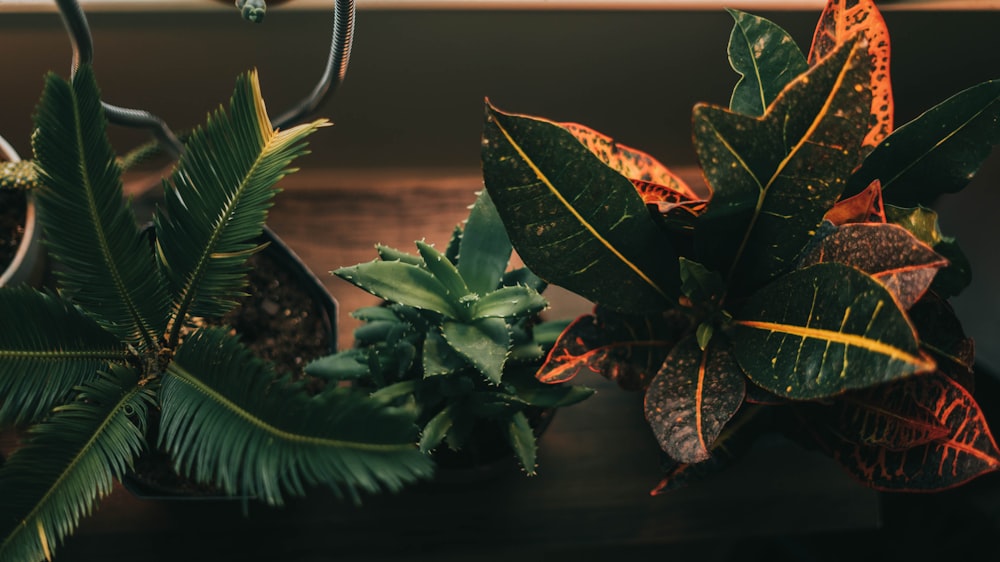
[161,328,434,505]
[0,287,129,426]
[0,366,152,562]
[30,66,169,351]
[155,71,328,339]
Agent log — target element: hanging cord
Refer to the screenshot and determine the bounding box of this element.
[56,0,185,159]
[53,0,354,158]
[272,0,356,130]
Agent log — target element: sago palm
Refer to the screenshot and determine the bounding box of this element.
[0,66,432,562]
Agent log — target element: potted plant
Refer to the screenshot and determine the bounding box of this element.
[480,0,1000,493]
[0,64,433,562]
[305,190,594,475]
[0,140,43,288]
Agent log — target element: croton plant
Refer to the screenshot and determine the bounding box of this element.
[480,0,1000,492]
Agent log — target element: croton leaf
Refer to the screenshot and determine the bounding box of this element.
[536,309,689,391]
[693,40,873,294]
[441,317,510,384]
[725,8,808,117]
[808,0,893,152]
[481,102,681,313]
[798,223,947,309]
[808,373,1000,491]
[732,262,935,400]
[644,337,746,464]
[824,180,886,225]
[908,292,975,390]
[884,205,972,298]
[845,80,1000,206]
[559,121,699,200]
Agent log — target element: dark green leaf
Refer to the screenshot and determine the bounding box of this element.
[163,328,432,505]
[732,263,935,399]
[845,80,1000,206]
[694,40,873,294]
[884,205,972,298]
[679,257,726,307]
[155,70,327,334]
[0,366,149,562]
[471,285,548,320]
[482,102,680,313]
[644,337,746,463]
[422,329,467,377]
[419,405,455,454]
[375,244,423,266]
[416,240,471,315]
[726,8,808,117]
[441,317,510,384]
[505,411,538,475]
[0,288,128,426]
[335,261,460,318]
[31,66,168,349]
[458,190,513,295]
[304,349,371,381]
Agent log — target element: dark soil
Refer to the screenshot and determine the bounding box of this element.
[0,189,27,273]
[127,247,335,497]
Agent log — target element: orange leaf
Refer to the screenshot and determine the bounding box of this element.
[824,179,886,225]
[808,0,893,152]
[561,122,701,200]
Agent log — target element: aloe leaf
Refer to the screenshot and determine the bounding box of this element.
[163,328,433,505]
[335,261,460,318]
[472,285,548,320]
[845,80,1000,206]
[458,191,513,296]
[505,411,538,475]
[375,244,423,266]
[482,102,680,313]
[441,317,510,384]
[0,366,150,562]
[644,337,746,464]
[694,40,873,294]
[732,263,935,400]
[726,8,808,117]
[416,240,471,315]
[155,70,327,336]
[808,0,894,152]
[304,349,371,381]
[419,405,455,453]
[31,65,168,349]
[422,329,467,377]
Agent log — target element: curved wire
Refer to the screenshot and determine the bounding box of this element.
[273,0,356,130]
[53,0,355,158]
[56,0,185,159]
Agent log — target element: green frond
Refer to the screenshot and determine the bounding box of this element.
[162,328,433,506]
[0,287,129,427]
[0,366,150,562]
[30,65,169,350]
[154,70,328,337]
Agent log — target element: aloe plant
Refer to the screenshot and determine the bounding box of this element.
[0,66,433,562]
[306,191,593,474]
[481,0,1000,492]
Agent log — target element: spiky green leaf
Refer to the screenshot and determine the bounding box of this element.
[162,328,433,505]
[31,65,167,349]
[155,70,328,333]
[416,240,471,314]
[0,366,149,562]
[471,285,548,320]
[505,411,537,475]
[335,261,460,318]
[441,317,510,385]
[457,190,513,295]
[0,288,128,426]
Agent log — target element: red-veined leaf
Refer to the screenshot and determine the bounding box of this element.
[644,337,746,463]
[809,373,1000,491]
[482,103,682,313]
[733,263,935,400]
[798,222,947,309]
[536,309,689,391]
[693,40,873,295]
[808,0,893,152]
[560,122,700,200]
[824,180,886,225]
